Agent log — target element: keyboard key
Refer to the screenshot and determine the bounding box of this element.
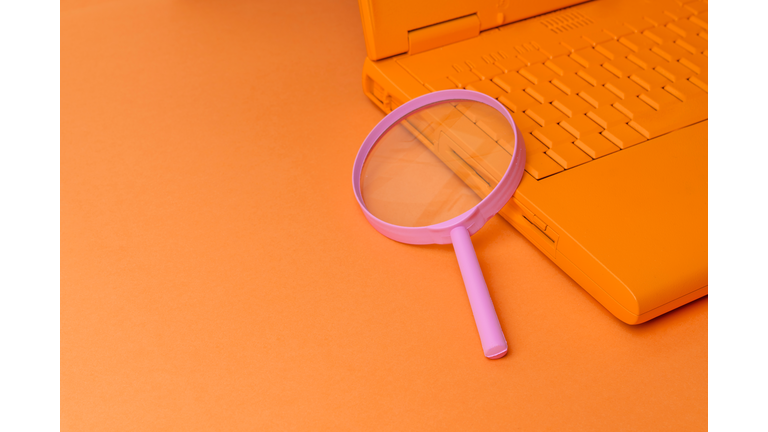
[586,105,630,128]
[655,61,694,82]
[699,31,708,41]
[525,151,564,179]
[664,80,706,101]
[630,70,671,91]
[425,77,457,92]
[495,57,526,73]
[690,13,708,30]
[627,49,668,70]
[517,50,549,66]
[664,5,694,21]
[577,66,615,86]
[537,42,571,59]
[552,94,593,117]
[545,56,582,76]
[478,144,515,181]
[603,58,641,78]
[676,35,707,54]
[547,141,592,168]
[595,41,632,60]
[579,86,619,108]
[679,54,707,74]
[497,138,516,157]
[520,64,557,85]
[454,101,482,122]
[667,20,701,38]
[448,117,512,180]
[526,103,567,126]
[448,70,481,88]
[582,30,612,46]
[533,124,576,147]
[684,1,708,15]
[448,111,491,139]
[525,82,564,103]
[465,80,506,99]
[470,62,504,80]
[624,17,653,33]
[639,88,681,110]
[574,132,620,158]
[605,78,645,99]
[614,97,655,119]
[619,33,655,52]
[689,75,708,93]
[652,42,689,61]
[510,111,539,133]
[499,90,539,113]
[560,114,604,138]
[523,132,549,159]
[628,97,707,138]
[552,73,592,95]
[603,23,633,40]
[602,124,646,149]
[643,12,674,27]
[455,102,476,121]
[571,48,608,68]
[560,35,592,52]
[493,72,532,92]
[643,27,679,45]
[475,112,515,141]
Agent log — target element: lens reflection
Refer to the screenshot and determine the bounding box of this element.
[361,100,515,227]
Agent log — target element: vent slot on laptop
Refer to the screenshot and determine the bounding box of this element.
[540,10,592,33]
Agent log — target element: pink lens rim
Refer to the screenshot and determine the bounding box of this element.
[352,89,526,245]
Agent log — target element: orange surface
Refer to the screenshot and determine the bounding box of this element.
[62,1,708,430]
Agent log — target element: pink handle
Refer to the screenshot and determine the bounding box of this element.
[450,226,508,359]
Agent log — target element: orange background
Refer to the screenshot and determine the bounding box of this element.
[61,1,707,430]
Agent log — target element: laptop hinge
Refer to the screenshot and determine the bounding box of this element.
[408,14,480,56]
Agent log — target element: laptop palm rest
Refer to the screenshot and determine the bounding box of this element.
[515,121,708,316]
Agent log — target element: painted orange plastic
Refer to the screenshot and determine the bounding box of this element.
[61,0,707,430]
[408,14,479,55]
[360,0,708,324]
[358,0,588,60]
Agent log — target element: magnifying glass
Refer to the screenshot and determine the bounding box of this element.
[352,90,526,359]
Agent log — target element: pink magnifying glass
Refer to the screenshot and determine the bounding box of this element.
[352,90,526,359]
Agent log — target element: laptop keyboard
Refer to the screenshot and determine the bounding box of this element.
[402,0,708,179]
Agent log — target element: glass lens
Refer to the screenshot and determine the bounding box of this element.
[361,100,515,227]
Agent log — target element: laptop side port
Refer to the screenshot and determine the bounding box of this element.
[500,197,559,258]
[361,57,429,115]
[363,75,391,112]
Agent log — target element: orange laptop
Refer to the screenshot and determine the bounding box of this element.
[358,0,708,324]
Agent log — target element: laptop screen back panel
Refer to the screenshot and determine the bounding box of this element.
[359,0,589,60]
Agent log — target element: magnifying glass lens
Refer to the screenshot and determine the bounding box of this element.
[361,100,515,227]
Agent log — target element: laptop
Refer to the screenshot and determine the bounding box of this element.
[357,0,708,324]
